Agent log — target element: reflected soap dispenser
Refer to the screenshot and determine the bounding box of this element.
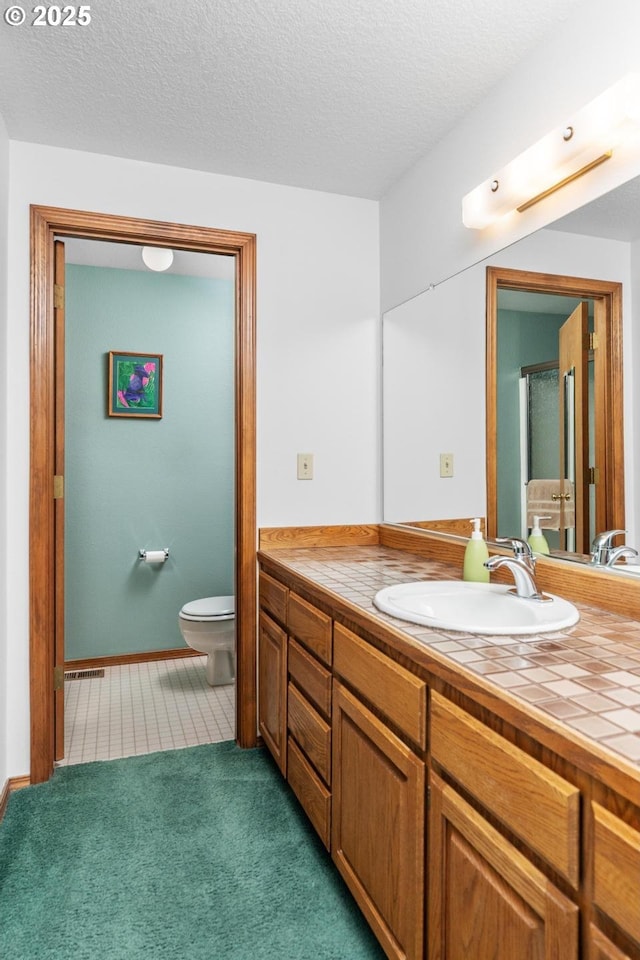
[528,516,551,555]
[463,518,490,583]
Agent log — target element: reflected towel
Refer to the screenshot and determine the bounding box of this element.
[526,479,575,530]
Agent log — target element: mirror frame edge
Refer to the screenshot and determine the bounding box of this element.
[485,264,625,544]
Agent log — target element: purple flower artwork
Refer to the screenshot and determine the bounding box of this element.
[108,352,163,418]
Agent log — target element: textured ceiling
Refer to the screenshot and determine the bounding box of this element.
[0,0,583,198]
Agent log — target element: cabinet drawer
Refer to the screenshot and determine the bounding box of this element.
[287,737,331,850]
[288,682,331,784]
[333,623,427,749]
[289,638,332,719]
[259,570,288,626]
[593,802,640,943]
[288,592,332,666]
[431,692,580,887]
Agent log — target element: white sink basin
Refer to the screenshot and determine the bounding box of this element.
[373,581,579,635]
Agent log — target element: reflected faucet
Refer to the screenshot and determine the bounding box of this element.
[590,530,629,566]
[606,545,639,568]
[484,537,551,602]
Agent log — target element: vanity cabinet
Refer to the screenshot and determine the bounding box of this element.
[331,622,427,960]
[258,572,289,775]
[287,636,332,849]
[332,680,425,960]
[430,692,581,887]
[591,802,640,955]
[429,691,580,960]
[258,573,334,848]
[429,771,578,960]
[258,610,288,775]
[257,557,640,960]
[590,927,636,960]
[286,591,333,848]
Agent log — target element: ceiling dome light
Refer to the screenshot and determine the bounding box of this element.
[141,246,174,271]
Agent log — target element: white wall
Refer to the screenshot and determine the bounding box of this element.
[0,111,8,789]
[380,0,640,571]
[380,0,640,314]
[383,229,636,541]
[5,142,380,776]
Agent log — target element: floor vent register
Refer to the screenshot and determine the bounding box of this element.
[64,669,106,681]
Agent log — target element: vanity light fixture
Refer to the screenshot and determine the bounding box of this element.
[462,73,640,229]
[141,246,174,271]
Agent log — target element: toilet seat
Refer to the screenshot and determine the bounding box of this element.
[179,595,235,621]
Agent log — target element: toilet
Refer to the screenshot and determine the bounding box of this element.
[178,595,235,686]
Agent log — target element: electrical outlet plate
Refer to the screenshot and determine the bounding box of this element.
[440,453,454,478]
[297,453,313,480]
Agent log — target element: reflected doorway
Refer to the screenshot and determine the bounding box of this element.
[486,266,624,558]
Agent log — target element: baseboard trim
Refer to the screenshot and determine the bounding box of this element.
[259,524,380,549]
[65,648,201,672]
[0,775,30,823]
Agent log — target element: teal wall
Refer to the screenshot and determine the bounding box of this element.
[64,265,234,660]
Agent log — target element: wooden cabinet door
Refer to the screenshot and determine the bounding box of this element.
[429,773,578,960]
[589,925,635,960]
[332,680,425,960]
[258,611,287,775]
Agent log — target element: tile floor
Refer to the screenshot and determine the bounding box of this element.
[59,656,235,766]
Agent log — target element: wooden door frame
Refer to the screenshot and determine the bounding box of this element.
[30,205,258,784]
[486,265,624,541]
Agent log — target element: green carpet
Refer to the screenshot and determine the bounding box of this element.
[0,743,385,959]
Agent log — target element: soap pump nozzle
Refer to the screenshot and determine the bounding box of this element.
[470,518,483,540]
[531,515,551,535]
[528,516,551,555]
[463,518,489,582]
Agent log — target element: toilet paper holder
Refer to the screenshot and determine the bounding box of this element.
[138,548,170,562]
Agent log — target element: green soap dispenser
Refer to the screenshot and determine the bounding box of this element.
[528,515,551,555]
[463,518,490,583]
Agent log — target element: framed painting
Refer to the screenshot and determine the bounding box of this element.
[108,351,163,418]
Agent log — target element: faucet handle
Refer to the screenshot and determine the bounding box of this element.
[592,529,626,548]
[496,536,534,561]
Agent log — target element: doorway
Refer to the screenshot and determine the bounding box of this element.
[30,206,257,784]
[60,239,237,764]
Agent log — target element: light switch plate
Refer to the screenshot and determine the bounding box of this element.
[440,453,454,478]
[297,453,313,480]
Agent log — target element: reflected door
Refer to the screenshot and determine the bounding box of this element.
[558,303,590,554]
[522,366,561,550]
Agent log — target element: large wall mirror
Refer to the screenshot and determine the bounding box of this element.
[383,173,640,574]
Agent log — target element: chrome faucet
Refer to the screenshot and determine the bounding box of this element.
[606,545,639,568]
[590,530,628,566]
[484,537,550,602]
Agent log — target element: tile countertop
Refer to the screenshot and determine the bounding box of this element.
[259,545,640,772]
